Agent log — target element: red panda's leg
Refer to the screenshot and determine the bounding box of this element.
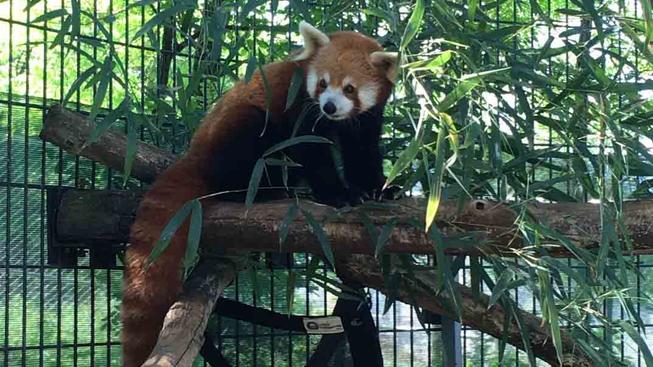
[293,142,356,207]
[338,116,386,197]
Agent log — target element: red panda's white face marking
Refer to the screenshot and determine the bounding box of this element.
[308,65,384,121]
[358,83,379,111]
[318,79,354,120]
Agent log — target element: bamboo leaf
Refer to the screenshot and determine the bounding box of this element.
[302,210,335,269]
[263,135,332,157]
[148,200,194,264]
[286,270,297,315]
[244,52,257,83]
[88,97,129,143]
[425,126,448,231]
[375,219,397,258]
[50,15,71,49]
[404,50,453,71]
[437,79,480,112]
[400,0,425,50]
[641,0,653,40]
[543,281,564,365]
[285,67,304,111]
[488,269,514,309]
[70,0,80,35]
[62,65,98,106]
[241,0,260,17]
[88,56,114,122]
[23,0,41,11]
[468,0,479,20]
[264,158,301,167]
[122,110,138,186]
[245,159,265,209]
[619,321,653,366]
[363,7,394,25]
[549,307,563,365]
[509,302,536,366]
[444,275,463,321]
[258,61,273,130]
[382,268,399,315]
[132,1,196,42]
[359,212,379,249]
[183,199,202,272]
[384,131,423,189]
[278,202,299,245]
[31,9,68,23]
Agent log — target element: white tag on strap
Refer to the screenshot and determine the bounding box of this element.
[302,316,344,334]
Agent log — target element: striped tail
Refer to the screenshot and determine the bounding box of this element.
[120,159,209,367]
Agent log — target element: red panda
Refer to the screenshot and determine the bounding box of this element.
[121,22,398,366]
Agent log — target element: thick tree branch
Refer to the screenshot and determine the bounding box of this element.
[142,257,242,367]
[335,254,592,367]
[55,188,653,257]
[41,105,175,184]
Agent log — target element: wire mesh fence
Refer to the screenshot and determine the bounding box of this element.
[0,0,652,366]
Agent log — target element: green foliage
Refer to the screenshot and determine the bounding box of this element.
[4,0,653,365]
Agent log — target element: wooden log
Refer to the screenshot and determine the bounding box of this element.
[54,188,653,257]
[335,254,593,367]
[142,257,241,367]
[40,105,174,184]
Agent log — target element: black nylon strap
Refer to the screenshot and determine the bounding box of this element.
[201,293,383,366]
[333,295,383,367]
[200,334,231,367]
[215,298,306,332]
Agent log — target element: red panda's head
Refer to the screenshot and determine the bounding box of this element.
[293,22,399,121]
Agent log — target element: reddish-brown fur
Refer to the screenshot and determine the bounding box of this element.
[120,62,300,366]
[121,29,393,366]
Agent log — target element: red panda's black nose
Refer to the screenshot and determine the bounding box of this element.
[322,101,337,115]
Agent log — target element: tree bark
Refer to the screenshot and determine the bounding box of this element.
[41,105,175,184]
[54,188,653,257]
[335,254,592,367]
[142,257,241,367]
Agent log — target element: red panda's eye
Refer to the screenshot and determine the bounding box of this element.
[319,79,327,89]
[344,84,355,94]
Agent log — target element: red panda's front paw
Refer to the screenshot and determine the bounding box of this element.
[344,187,367,207]
[375,185,403,201]
[314,189,363,208]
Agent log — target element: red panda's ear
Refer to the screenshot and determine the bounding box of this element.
[370,51,400,83]
[292,21,330,61]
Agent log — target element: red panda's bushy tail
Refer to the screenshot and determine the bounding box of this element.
[120,158,210,367]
